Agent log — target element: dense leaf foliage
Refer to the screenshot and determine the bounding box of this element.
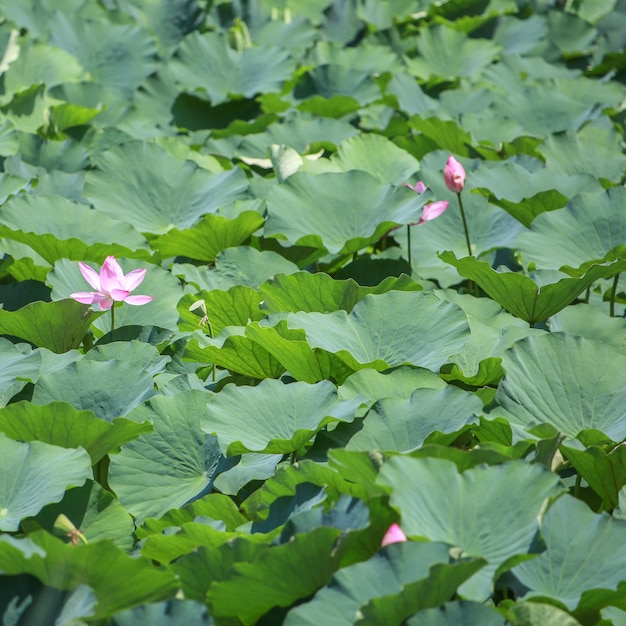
[0,0,625,624]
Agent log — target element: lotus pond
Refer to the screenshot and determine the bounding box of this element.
[0,0,625,624]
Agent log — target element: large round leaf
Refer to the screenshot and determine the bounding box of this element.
[50,16,158,96]
[31,342,166,421]
[346,386,482,453]
[0,194,152,264]
[265,171,429,255]
[0,401,151,463]
[513,495,626,611]
[516,187,626,270]
[495,333,626,440]
[287,291,471,372]
[377,457,564,600]
[0,339,41,407]
[84,141,249,234]
[0,530,178,618]
[108,391,222,524]
[0,433,91,531]
[407,602,506,626]
[284,541,451,626]
[171,32,296,105]
[202,379,361,456]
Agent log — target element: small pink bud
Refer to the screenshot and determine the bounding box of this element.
[443,156,465,193]
[418,200,449,225]
[405,181,427,194]
[381,523,408,547]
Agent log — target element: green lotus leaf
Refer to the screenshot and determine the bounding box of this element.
[287,291,471,372]
[120,0,204,52]
[513,495,626,611]
[150,211,264,262]
[141,521,269,565]
[471,161,602,204]
[260,272,361,313]
[284,541,451,626]
[108,391,222,524]
[171,32,296,105]
[345,386,482,453]
[234,112,359,158]
[260,271,419,315]
[386,72,439,117]
[338,366,445,404]
[408,24,500,80]
[185,329,285,379]
[0,299,103,353]
[84,141,249,234]
[538,125,626,182]
[495,333,626,440]
[0,194,153,264]
[2,41,84,94]
[407,601,506,626]
[0,434,91,531]
[173,247,300,291]
[167,533,270,601]
[439,251,626,325]
[0,530,178,618]
[355,560,487,626]
[293,64,380,109]
[377,456,564,600]
[202,379,361,455]
[507,601,583,626]
[0,83,48,133]
[0,339,41,407]
[470,162,602,227]
[138,493,247,540]
[324,133,421,185]
[561,444,626,511]
[178,286,264,336]
[241,458,371,522]
[34,480,135,551]
[111,599,213,626]
[207,527,344,626]
[549,303,626,351]
[490,83,609,136]
[213,452,283,496]
[31,346,162,421]
[50,17,158,97]
[265,171,429,255]
[0,401,151,464]
[244,321,355,384]
[516,188,626,271]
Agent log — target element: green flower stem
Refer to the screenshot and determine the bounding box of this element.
[457,191,472,257]
[610,273,620,317]
[407,224,412,269]
[110,305,115,333]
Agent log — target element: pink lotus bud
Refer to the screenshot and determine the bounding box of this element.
[443,156,465,193]
[381,523,408,547]
[418,200,449,225]
[405,181,427,194]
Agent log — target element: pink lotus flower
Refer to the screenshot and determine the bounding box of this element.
[405,180,427,194]
[443,156,465,193]
[70,256,154,311]
[381,523,408,547]
[418,200,449,225]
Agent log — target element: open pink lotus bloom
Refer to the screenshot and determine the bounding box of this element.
[418,200,449,225]
[70,256,154,311]
[381,523,408,547]
[405,180,427,194]
[443,155,466,193]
